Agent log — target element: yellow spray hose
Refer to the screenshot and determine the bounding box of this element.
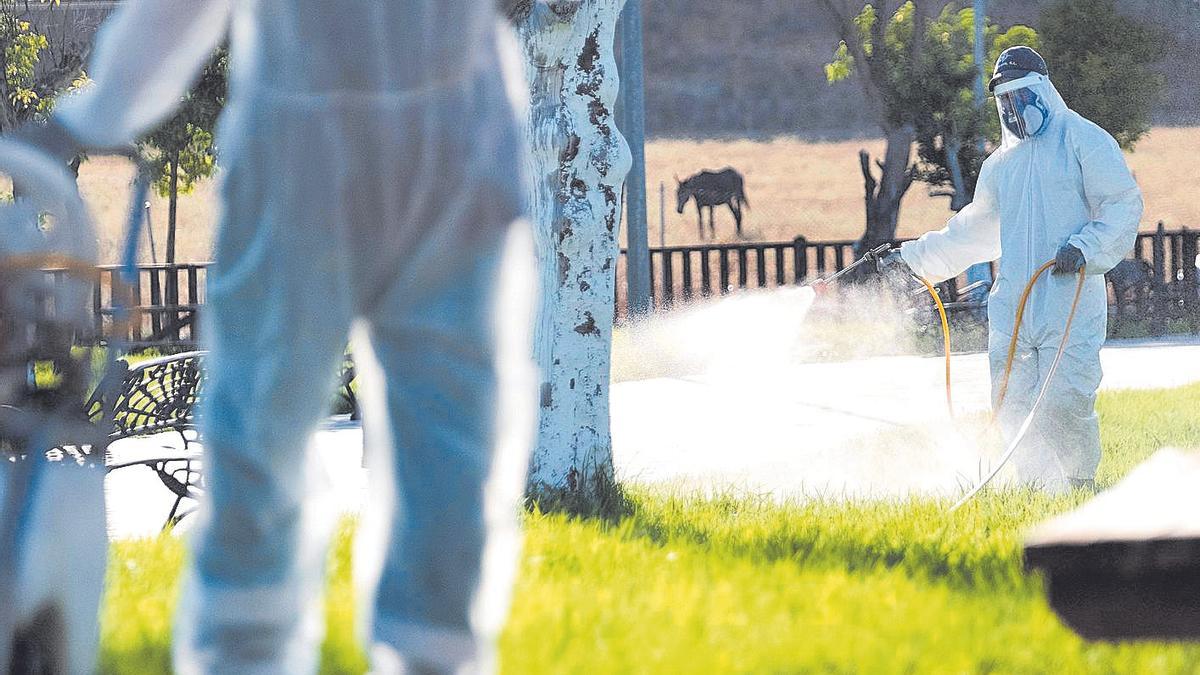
[914,275,954,418]
[993,260,1058,415]
[905,260,1087,510]
[946,261,1088,512]
[826,252,1084,510]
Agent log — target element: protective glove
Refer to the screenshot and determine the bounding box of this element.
[1052,243,1085,275]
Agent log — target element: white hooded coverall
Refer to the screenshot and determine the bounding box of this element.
[900,75,1143,491]
[57,1,537,673]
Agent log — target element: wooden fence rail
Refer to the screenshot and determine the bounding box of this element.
[617,223,1200,337]
[613,237,981,323]
[49,224,1199,348]
[74,263,209,349]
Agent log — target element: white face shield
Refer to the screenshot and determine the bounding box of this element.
[994,73,1053,142]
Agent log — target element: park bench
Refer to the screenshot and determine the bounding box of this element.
[49,350,359,530]
[45,351,208,530]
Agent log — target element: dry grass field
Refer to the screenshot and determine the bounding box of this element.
[78,126,1199,263]
[76,156,220,264]
[643,125,1200,247]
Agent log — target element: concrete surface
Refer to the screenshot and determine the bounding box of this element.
[104,341,1200,539]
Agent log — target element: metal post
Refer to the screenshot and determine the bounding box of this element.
[973,0,987,123]
[617,0,652,316]
[965,0,992,307]
[659,181,665,247]
[144,201,158,264]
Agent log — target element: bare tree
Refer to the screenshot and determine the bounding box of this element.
[509,0,632,506]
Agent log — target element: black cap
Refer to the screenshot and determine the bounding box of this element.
[988,46,1048,92]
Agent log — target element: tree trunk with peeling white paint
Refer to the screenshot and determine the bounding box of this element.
[510,0,631,499]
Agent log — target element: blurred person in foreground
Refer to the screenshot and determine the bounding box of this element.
[41,0,537,672]
[880,46,1143,493]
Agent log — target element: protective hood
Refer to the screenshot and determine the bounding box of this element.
[993,73,1068,148]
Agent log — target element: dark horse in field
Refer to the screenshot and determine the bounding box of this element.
[675,168,750,239]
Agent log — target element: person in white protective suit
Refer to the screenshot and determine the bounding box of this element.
[46,1,538,673]
[882,46,1143,493]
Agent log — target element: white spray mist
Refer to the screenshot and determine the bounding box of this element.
[610,283,1004,500]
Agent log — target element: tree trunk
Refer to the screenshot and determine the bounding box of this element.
[513,0,632,502]
[166,154,179,266]
[856,124,916,255]
[943,132,971,212]
[166,154,180,333]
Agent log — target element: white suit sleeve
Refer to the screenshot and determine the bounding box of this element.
[898,159,1002,283]
[55,0,233,149]
[1066,125,1143,275]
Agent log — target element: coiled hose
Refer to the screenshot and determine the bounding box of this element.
[910,262,1087,511]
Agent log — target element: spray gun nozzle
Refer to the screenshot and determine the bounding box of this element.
[811,243,896,288]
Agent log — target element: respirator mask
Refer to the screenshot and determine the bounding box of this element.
[994,73,1052,141]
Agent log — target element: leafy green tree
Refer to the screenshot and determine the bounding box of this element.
[1039,0,1166,150]
[0,1,90,202]
[139,48,227,265]
[913,6,1037,210]
[0,14,49,120]
[822,0,929,254]
[824,1,1038,236]
[0,0,89,163]
[0,0,86,126]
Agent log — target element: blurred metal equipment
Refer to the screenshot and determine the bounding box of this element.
[0,136,108,675]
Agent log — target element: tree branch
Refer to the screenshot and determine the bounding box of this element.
[817,0,888,129]
[858,149,878,200]
[901,163,918,194]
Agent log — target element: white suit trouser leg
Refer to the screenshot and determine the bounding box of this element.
[354,225,536,674]
[175,210,534,674]
[173,209,355,674]
[989,334,1102,491]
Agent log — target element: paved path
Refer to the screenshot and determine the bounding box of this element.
[611,340,1200,500]
[104,341,1200,539]
[105,422,365,540]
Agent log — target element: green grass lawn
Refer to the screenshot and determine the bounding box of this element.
[100,383,1200,673]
